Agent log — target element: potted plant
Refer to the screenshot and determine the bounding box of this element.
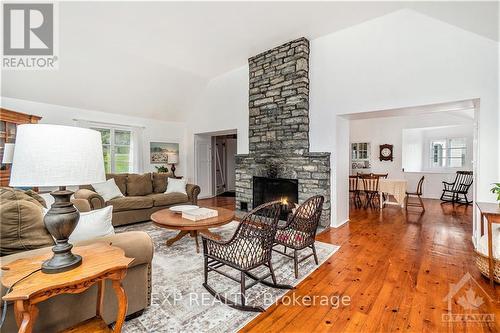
[155,165,169,173]
[491,183,500,206]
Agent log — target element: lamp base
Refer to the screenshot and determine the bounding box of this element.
[171,163,176,178]
[42,187,82,274]
[42,250,82,274]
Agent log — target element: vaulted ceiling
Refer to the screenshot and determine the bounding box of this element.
[2,1,498,121]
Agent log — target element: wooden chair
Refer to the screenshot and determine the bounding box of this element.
[405,176,425,211]
[273,195,324,278]
[349,176,362,208]
[202,201,292,312]
[361,175,380,208]
[440,171,473,205]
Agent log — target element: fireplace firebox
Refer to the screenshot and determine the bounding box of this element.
[253,176,298,220]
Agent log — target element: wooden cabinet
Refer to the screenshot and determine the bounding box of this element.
[0,108,41,186]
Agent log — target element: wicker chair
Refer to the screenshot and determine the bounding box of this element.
[440,171,473,205]
[273,195,324,279]
[202,200,292,312]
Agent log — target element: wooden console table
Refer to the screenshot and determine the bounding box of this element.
[1,244,133,333]
[477,202,500,287]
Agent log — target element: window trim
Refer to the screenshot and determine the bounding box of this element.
[91,125,132,174]
[429,137,467,170]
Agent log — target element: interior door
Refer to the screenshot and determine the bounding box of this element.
[195,135,213,198]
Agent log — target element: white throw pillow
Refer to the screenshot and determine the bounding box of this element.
[69,206,115,243]
[165,178,187,195]
[91,178,124,202]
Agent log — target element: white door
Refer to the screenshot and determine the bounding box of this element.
[195,135,213,198]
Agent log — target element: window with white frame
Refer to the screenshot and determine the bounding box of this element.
[91,127,132,173]
[430,137,466,168]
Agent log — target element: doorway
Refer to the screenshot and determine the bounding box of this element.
[336,99,479,225]
[194,130,237,199]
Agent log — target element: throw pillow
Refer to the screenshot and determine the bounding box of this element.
[91,178,124,202]
[69,206,115,243]
[0,187,54,256]
[153,172,173,193]
[127,173,153,196]
[106,173,128,195]
[165,178,187,195]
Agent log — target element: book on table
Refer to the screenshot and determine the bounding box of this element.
[182,208,219,221]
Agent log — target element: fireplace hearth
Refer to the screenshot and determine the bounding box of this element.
[253,176,298,220]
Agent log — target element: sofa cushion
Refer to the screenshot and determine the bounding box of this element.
[107,196,153,212]
[106,173,128,195]
[0,187,54,256]
[147,193,189,207]
[152,172,173,193]
[127,173,153,196]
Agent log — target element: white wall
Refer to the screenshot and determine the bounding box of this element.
[1,97,188,178]
[349,113,474,199]
[185,66,249,185]
[310,9,499,231]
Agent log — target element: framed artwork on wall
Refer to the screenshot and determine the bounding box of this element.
[150,142,179,164]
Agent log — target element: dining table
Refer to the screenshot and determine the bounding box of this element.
[378,179,407,208]
[354,177,407,208]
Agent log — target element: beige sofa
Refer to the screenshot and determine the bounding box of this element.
[0,188,153,333]
[76,172,201,226]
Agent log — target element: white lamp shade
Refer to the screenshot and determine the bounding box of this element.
[9,124,106,187]
[167,153,178,164]
[2,143,15,164]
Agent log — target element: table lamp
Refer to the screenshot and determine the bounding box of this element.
[2,143,15,164]
[9,124,105,273]
[168,152,179,178]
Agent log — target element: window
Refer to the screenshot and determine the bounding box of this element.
[92,127,132,173]
[430,138,466,168]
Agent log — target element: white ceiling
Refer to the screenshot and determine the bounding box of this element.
[2,1,498,121]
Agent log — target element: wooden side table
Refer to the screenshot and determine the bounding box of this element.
[477,202,500,287]
[1,243,133,333]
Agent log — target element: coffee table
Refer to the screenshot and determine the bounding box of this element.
[151,207,235,253]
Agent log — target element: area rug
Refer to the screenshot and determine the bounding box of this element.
[117,221,339,333]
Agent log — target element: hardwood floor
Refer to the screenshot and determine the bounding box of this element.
[199,197,500,332]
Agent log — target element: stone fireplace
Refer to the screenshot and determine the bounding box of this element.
[235,37,331,227]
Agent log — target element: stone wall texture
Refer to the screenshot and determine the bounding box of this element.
[235,37,331,227]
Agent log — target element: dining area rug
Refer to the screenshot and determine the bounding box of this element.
[117,221,340,333]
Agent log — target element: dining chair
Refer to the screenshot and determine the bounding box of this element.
[349,176,362,208]
[361,175,380,208]
[201,200,292,312]
[273,195,324,278]
[405,176,425,211]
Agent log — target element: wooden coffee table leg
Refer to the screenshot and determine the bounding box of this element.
[190,231,200,253]
[199,229,222,241]
[166,230,189,246]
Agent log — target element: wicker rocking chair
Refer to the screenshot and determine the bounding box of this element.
[202,200,293,312]
[273,195,324,279]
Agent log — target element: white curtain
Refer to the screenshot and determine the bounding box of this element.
[130,126,144,173]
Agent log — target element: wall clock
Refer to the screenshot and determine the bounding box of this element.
[379,144,393,161]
